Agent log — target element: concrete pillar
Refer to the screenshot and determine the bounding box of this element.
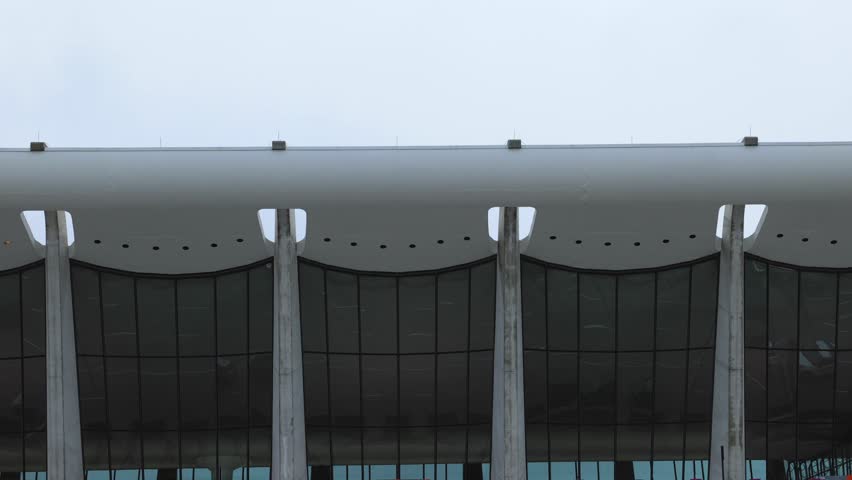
[271,209,307,480]
[491,207,527,480]
[45,210,84,480]
[709,205,745,480]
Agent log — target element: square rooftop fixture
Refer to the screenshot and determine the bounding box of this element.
[30,142,47,152]
[507,139,522,149]
[742,136,758,147]
[272,140,287,151]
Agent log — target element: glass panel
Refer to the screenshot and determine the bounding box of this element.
[249,428,272,471]
[360,276,397,354]
[839,274,852,349]
[550,425,579,463]
[744,259,767,348]
[437,270,469,353]
[581,425,614,462]
[689,259,718,349]
[524,350,547,424]
[180,430,215,473]
[218,354,249,428]
[361,355,398,426]
[617,425,652,462]
[24,431,46,474]
[399,276,436,354]
[768,266,798,349]
[219,429,248,478]
[179,357,216,430]
[653,351,686,423]
[399,427,433,466]
[177,278,215,356]
[105,357,139,430]
[217,272,248,355]
[436,427,466,465]
[21,265,45,356]
[82,431,109,472]
[0,433,22,474]
[110,431,142,472]
[579,275,616,351]
[468,424,491,464]
[248,264,274,353]
[549,352,578,425]
[467,351,493,424]
[837,351,852,424]
[617,352,653,424]
[100,272,136,356]
[326,272,359,354]
[579,353,615,425]
[767,350,797,422]
[143,430,179,473]
[363,429,397,467]
[685,349,714,423]
[0,358,22,431]
[303,353,330,426]
[70,266,100,355]
[767,423,795,468]
[656,267,690,350]
[140,357,179,430]
[797,350,834,423]
[299,263,327,353]
[307,429,331,466]
[23,357,46,431]
[523,261,547,350]
[618,273,655,351]
[328,355,361,427]
[744,348,767,422]
[399,355,435,426]
[249,353,273,426]
[137,278,176,356]
[330,429,361,466]
[799,272,837,350]
[526,421,548,463]
[548,269,578,351]
[469,261,495,351]
[436,353,467,425]
[652,423,683,463]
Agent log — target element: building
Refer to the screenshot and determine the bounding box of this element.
[0,139,850,480]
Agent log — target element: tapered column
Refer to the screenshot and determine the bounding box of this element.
[709,205,746,480]
[491,207,527,480]
[271,209,307,480]
[45,210,83,480]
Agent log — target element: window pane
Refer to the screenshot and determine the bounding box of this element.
[839,274,852,349]
[652,423,683,462]
[581,425,614,462]
[328,354,360,427]
[361,355,398,427]
[330,429,361,466]
[177,278,215,356]
[143,431,179,472]
[686,348,714,422]
[70,267,100,355]
[469,261,495,351]
[360,276,397,354]
[249,264,274,353]
[326,272,359,354]
[767,423,796,465]
[579,275,616,351]
[617,352,652,424]
[0,359,21,431]
[400,427,433,465]
[82,431,109,472]
[25,357,47,433]
[837,351,852,424]
[219,429,248,477]
[21,265,45,356]
[363,428,397,467]
[436,353,467,425]
[617,425,652,462]
[110,431,142,471]
[579,353,615,424]
[618,274,654,351]
[249,428,272,471]
[526,424,548,462]
[179,357,216,430]
[523,261,547,350]
[137,278,176,356]
[140,357,178,430]
[797,350,834,423]
[467,351,493,424]
[218,354,249,428]
[306,428,331,466]
[548,269,578,351]
[524,350,547,424]
[181,430,215,472]
[399,276,436,354]
[549,352,578,425]
[550,425,578,462]
[399,355,434,426]
[656,267,689,350]
[690,259,718,349]
[101,272,136,356]
[767,350,797,422]
[744,259,767,348]
[303,353,329,426]
[105,357,139,431]
[436,427,466,465]
[745,348,767,422]
[437,270,468,353]
[654,351,686,423]
[249,353,272,427]
[799,272,837,350]
[768,266,798,349]
[217,272,248,355]
[299,263,327,353]
[24,431,46,473]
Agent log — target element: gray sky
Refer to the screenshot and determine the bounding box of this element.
[2,0,852,148]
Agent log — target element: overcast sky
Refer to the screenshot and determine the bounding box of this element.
[2,0,852,148]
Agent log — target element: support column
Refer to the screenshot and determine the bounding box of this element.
[45,210,83,480]
[491,207,527,480]
[272,209,307,480]
[709,205,745,480]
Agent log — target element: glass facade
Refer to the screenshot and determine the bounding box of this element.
[298,258,496,480]
[744,256,852,480]
[0,263,47,478]
[521,256,719,480]
[71,261,275,480]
